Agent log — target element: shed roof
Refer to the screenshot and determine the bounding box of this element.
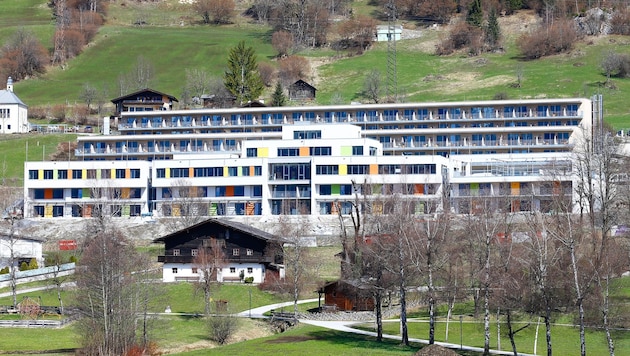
[153,217,278,243]
[111,88,179,104]
[0,90,26,107]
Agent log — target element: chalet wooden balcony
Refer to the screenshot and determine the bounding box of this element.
[158,255,275,264]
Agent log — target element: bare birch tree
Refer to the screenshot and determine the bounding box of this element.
[194,238,227,315]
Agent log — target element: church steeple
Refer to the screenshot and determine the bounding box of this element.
[6,77,13,92]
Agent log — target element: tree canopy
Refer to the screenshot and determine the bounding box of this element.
[223,41,264,105]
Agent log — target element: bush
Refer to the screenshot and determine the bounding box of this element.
[272,31,294,57]
[207,316,239,345]
[28,258,38,270]
[0,266,9,274]
[69,255,78,264]
[278,56,311,86]
[258,62,276,87]
[518,20,578,59]
[20,261,29,271]
[244,276,254,283]
[435,22,483,56]
[610,9,630,35]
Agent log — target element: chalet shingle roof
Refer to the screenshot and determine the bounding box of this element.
[153,217,278,243]
[111,88,178,104]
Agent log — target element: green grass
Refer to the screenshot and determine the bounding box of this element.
[0,133,77,184]
[0,323,78,352]
[175,324,423,356]
[353,318,630,355]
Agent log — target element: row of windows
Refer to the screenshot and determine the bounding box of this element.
[29,168,141,180]
[315,164,437,175]
[172,267,254,275]
[33,187,142,200]
[156,166,263,178]
[0,108,10,119]
[162,185,263,198]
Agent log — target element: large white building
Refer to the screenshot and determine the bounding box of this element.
[0,77,29,134]
[23,97,598,219]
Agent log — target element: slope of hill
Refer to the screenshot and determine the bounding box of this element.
[1,1,629,130]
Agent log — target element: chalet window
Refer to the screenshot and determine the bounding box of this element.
[230,267,236,273]
[232,248,240,256]
[247,267,253,274]
[246,249,253,256]
[191,249,198,256]
[172,268,178,274]
[173,249,180,256]
[192,268,198,274]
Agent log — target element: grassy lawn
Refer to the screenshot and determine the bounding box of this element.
[353,318,630,355]
[0,133,78,184]
[174,324,423,356]
[0,323,78,352]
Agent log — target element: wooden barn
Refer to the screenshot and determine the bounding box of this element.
[288,80,317,101]
[318,279,374,312]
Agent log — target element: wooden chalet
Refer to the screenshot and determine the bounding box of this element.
[154,218,284,283]
[288,80,317,101]
[111,88,178,116]
[318,280,374,312]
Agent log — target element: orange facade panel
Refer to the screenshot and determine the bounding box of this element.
[369,164,378,175]
[299,146,309,156]
[44,189,53,199]
[226,186,234,197]
[414,184,424,195]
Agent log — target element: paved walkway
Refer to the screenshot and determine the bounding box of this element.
[0,281,75,299]
[239,299,537,356]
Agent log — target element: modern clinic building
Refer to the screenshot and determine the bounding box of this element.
[23,97,599,219]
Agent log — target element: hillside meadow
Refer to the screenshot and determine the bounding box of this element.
[0,1,628,129]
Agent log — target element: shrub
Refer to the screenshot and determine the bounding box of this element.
[610,9,630,35]
[518,20,578,59]
[207,316,239,345]
[20,261,29,271]
[28,258,38,270]
[278,56,310,86]
[258,62,276,87]
[244,276,254,283]
[69,255,78,264]
[436,22,483,56]
[0,266,9,274]
[272,31,294,57]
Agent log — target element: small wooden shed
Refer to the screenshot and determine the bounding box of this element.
[288,80,317,101]
[318,279,374,312]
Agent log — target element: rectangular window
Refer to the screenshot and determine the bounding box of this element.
[170,168,189,178]
[242,166,250,176]
[191,249,198,256]
[28,170,39,179]
[293,130,321,139]
[192,267,198,274]
[352,146,364,155]
[254,166,262,176]
[316,165,338,175]
[72,170,82,179]
[43,170,53,180]
[320,185,331,195]
[232,248,240,256]
[277,148,299,156]
[87,169,97,179]
[57,170,68,179]
[369,147,378,156]
[173,249,180,256]
[246,249,253,256]
[234,186,245,196]
[246,148,258,157]
[230,267,236,273]
[101,169,111,179]
[228,167,238,176]
[253,185,263,197]
[156,168,166,178]
[309,147,331,156]
[347,165,369,175]
[130,169,140,178]
[247,267,253,274]
[172,268,178,274]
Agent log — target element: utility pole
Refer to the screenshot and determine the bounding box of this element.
[385,0,398,103]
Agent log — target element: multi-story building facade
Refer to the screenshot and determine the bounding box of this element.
[23,98,596,219]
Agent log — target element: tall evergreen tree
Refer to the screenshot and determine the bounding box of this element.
[271,82,287,106]
[466,0,483,28]
[224,41,264,105]
[484,7,501,50]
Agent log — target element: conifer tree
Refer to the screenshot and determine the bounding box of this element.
[224,41,264,105]
[271,82,286,106]
[485,7,501,50]
[466,0,483,27]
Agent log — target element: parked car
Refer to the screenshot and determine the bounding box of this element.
[84,126,93,133]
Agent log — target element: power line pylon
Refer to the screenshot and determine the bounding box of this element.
[52,0,67,65]
[385,0,398,103]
